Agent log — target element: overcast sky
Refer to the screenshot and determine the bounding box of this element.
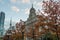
[0,0,47,30]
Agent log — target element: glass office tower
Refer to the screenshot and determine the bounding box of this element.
[0,12,5,38]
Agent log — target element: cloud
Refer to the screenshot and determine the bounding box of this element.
[34,2,43,10]
[33,1,37,5]
[22,0,30,3]
[24,8,30,15]
[10,0,21,4]
[0,0,2,2]
[36,2,43,7]
[11,6,20,12]
[10,0,17,3]
[0,0,3,3]
[44,0,49,1]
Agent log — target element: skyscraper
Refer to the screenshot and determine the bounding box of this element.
[0,11,5,38]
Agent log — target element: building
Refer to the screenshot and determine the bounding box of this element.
[15,19,25,40]
[25,4,38,32]
[8,19,16,31]
[0,11,5,38]
[4,19,25,40]
[6,18,16,36]
[3,19,16,40]
[25,4,40,40]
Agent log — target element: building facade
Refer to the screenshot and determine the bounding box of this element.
[0,12,5,38]
[25,4,38,32]
[25,4,39,40]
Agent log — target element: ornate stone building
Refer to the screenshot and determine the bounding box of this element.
[25,4,38,32]
[25,4,40,40]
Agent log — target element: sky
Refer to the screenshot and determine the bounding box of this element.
[0,0,45,30]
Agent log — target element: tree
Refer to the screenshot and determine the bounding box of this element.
[34,15,50,40]
[42,0,60,40]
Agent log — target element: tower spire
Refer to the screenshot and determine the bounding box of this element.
[10,17,12,27]
[32,4,33,8]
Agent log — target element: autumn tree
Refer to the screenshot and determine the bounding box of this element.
[42,0,60,40]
